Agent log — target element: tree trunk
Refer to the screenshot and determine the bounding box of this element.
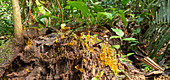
[11,0,24,46]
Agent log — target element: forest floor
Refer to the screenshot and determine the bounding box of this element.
[0,22,169,80]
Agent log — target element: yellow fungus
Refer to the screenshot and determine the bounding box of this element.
[61,34,64,39]
[78,41,80,47]
[58,48,60,52]
[75,65,83,72]
[26,69,29,72]
[56,37,58,43]
[83,59,87,63]
[46,73,49,78]
[39,53,43,58]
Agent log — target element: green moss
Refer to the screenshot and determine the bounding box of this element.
[0,39,13,66]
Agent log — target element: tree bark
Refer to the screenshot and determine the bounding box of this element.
[11,0,24,46]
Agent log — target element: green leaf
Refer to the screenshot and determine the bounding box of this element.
[118,10,127,28]
[91,77,98,80]
[121,0,130,5]
[99,70,104,76]
[93,2,104,12]
[127,53,134,56]
[61,23,66,29]
[81,35,87,38]
[67,1,94,24]
[93,34,98,37]
[37,15,60,20]
[129,40,139,44]
[64,5,77,10]
[39,18,49,27]
[111,45,120,49]
[132,28,141,35]
[128,14,135,18]
[136,28,141,33]
[121,55,127,58]
[122,38,136,41]
[67,1,92,18]
[93,2,102,5]
[136,17,143,24]
[111,28,124,37]
[36,0,50,16]
[110,36,121,39]
[97,12,112,24]
[108,8,116,11]
[40,1,45,4]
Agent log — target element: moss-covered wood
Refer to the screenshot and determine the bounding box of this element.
[0,39,14,66]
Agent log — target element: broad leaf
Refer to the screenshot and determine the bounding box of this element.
[121,0,130,5]
[111,45,120,49]
[64,5,77,10]
[110,36,120,39]
[122,38,137,41]
[99,70,104,76]
[121,55,127,58]
[36,0,51,16]
[127,53,134,56]
[97,12,112,24]
[67,1,94,24]
[118,10,127,28]
[39,18,49,27]
[91,77,98,80]
[111,28,124,37]
[93,2,104,12]
[67,1,92,18]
